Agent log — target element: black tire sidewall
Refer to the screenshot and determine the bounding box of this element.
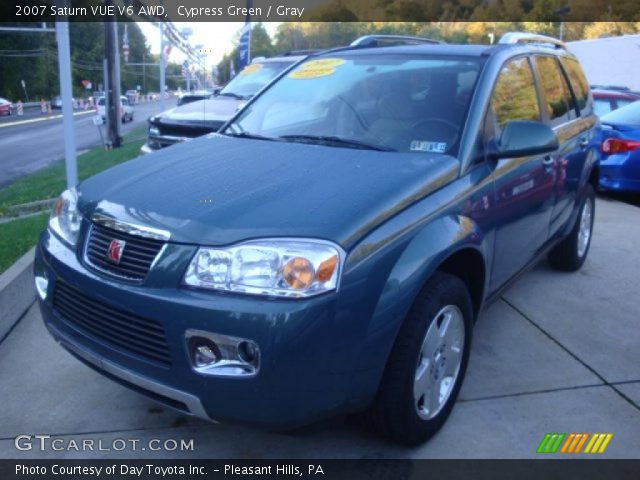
[371,272,473,444]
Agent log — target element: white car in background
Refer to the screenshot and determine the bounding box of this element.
[96,95,134,123]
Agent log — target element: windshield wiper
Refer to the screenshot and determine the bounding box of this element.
[224,131,280,141]
[217,92,245,100]
[279,135,396,152]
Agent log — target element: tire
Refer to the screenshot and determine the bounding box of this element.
[548,184,595,272]
[359,272,473,445]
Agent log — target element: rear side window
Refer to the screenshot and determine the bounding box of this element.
[534,56,571,126]
[490,57,540,129]
[560,57,590,116]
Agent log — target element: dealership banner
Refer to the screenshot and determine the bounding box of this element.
[2,459,640,480]
[1,0,639,22]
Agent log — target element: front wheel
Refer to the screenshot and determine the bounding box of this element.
[548,184,595,271]
[360,272,473,445]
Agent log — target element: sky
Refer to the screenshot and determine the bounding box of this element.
[137,22,280,69]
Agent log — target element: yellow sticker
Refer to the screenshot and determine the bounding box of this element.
[288,58,346,79]
[299,58,345,69]
[239,63,263,75]
[289,67,336,79]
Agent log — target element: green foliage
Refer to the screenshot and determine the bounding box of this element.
[0,22,178,101]
[0,127,146,215]
[0,213,49,274]
[217,23,277,83]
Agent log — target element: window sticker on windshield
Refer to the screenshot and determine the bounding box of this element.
[240,63,263,75]
[289,58,345,79]
[410,140,447,153]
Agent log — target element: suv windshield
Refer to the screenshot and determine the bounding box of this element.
[225,53,483,154]
[219,61,294,99]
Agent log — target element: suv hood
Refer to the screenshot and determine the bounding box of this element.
[78,134,458,249]
[151,97,241,126]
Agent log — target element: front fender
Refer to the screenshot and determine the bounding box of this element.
[341,210,489,406]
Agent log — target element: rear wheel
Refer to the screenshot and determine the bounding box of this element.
[360,272,473,445]
[548,184,595,271]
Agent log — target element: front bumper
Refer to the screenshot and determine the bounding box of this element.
[35,229,372,428]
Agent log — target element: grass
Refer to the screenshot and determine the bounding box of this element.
[0,213,48,273]
[0,127,146,274]
[0,126,146,216]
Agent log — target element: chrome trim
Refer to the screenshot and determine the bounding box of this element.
[498,32,567,50]
[185,329,260,377]
[83,225,150,282]
[152,134,191,143]
[90,213,171,241]
[46,322,215,422]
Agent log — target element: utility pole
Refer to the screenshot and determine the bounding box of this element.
[55,20,77,188]
[159,22,166,112]
[104,13,122,147]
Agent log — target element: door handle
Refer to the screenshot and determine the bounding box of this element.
[579,137,589,148]
[542,156,554,166]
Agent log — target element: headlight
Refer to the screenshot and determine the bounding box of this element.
[49,188,82,246]
[184,239,343,298]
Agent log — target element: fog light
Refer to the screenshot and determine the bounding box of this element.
[190,339,220,368]
[193,343,219,368]
[35,274,48,300]
[185,329,260,377]
[238,341,258,364]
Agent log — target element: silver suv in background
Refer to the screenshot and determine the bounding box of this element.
[141,54,305,154]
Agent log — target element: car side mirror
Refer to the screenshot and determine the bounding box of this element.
[492,120,558,159]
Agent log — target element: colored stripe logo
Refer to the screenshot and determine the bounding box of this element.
[537,433,613,454]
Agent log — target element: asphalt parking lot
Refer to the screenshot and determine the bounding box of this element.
[0,197,638,459]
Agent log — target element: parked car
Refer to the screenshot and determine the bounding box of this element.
[36,33,598,445]
[591,88,640,117]
[597,100,640,193]
[51,95,77,109]
[141,55,305,153]
[125,90,140,105]
[0,97,12,115]
[176,90,214,106]
[96,95,134,123]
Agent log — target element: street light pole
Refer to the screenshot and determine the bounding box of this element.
[159,22,166,112]
[55,20,77,188]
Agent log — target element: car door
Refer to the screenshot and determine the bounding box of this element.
[545,55,597,237]
[488,56,557,291]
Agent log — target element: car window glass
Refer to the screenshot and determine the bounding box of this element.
[616,99,634,110]
[593,99,612,117]
[556,59,577,120]
[601,100,640,125]
[560,57,590,116]
[229,55,482,155]
[534,56,570,126]
[490,57,540,132]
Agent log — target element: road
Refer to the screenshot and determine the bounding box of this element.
[0,100,172,189]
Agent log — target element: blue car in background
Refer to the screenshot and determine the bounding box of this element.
[598,101,640,193]
[35,33,599,445]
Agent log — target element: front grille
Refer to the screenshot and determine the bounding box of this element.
[53,282,172,366]
[85,223,164,282]
[157,122,222,138]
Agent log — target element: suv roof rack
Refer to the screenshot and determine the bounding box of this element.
[280,49,318,57]
[498,32,567,50]
[350,35,444,47]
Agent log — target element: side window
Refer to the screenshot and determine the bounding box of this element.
[490,57,540,132]
[534,55,570,126]
[593,99,612,117]
[560,57,591,116]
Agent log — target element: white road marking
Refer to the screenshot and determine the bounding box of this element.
[0,110,96,129]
